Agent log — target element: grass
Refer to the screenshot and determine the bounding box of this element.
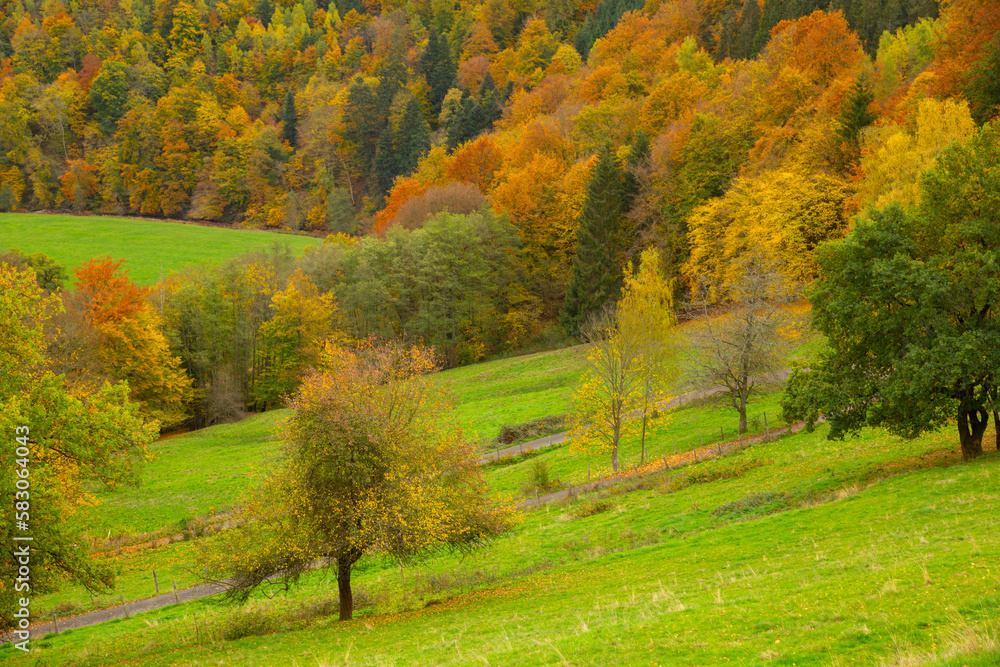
[484,388,790,498]
[15,419,1000,666]
[437,344,593,444]
[0,212,319,285]
[79,410,287,537]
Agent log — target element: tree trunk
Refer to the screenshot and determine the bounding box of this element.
[738,384,748,434]
[337,558,354,621]
[957,408,987,460]
[640,414,647,466]
[994,410,999,451]
[611,443,619,473]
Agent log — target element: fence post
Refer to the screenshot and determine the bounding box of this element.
[173,580,180,605]
[153,569,159,594]
[662,455,668,470]
[150,532,155,549]
[52,612,59,635]
[674,439,678,455]
[121,594,129,619]
[720,426,724,441]
[764,412,769,437]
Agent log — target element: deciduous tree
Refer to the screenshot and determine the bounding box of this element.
[783,120,1000,459]
[203,340,511,621]
[687,253,799,434]
[0,263,157,633]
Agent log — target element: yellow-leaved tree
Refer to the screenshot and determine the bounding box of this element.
[569,249,677,473]
[684,168,848,302]
[857,98,976,210]
[203,339,512,621]
[0,263,157,633]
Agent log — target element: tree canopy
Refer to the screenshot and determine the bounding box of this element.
[203,339,512,621]
[782,120,1000,459]
[0,262,157,632]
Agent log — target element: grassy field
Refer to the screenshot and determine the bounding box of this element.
[0,213,319,284]
[19,324,999,666]
[16,418,1000,666]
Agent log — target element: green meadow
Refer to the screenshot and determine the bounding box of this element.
[16,417,1000,666]
[0,213,319,284]
[13,331,1000,665]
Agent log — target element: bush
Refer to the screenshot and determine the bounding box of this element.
[498,415,567,445]
[572,498,614,518]
[712,491,791,521]
[523,459,554,495]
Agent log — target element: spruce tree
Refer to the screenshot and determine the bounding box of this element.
[560,145,636,337]
[423,29,455,118]
[836,76,877,146]
[396,97,430,176]
[281,89,298,148]
[734,0,762,60]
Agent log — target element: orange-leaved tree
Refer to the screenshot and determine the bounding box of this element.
[203,339,513,621]
[71,257,192,428]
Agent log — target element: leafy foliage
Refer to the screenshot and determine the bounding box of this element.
[0,262,157,632]
[203,340,512,620]
[783,120,1000,459]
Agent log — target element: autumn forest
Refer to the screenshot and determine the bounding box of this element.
[2,0,1000,425]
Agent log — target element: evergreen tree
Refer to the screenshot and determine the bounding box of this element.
[281,89,298,149]
[560,146,637,337]
[423,29,456,118]
[0,182,15,212]
[374,127,398,198]
[344,78,382,171]
[734,0,762,60]
[376,50,407,122]
[573,0,646,60]
[836,76,878,146]
[964,34,1000,125]
[396,97,430,176]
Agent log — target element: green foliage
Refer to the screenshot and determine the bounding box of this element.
[337,210,523,367]
[560,145,637,337]
[835,76,878,146]
[204,340,511,620]
[573,0,645,60]
[964,33,1000,125]
[784,121,1000,459]
[0,247,67,291]
[89,60,131,135]
[0,263,157,632]
[280,89,298,148]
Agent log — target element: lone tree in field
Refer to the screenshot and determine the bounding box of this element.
[569,249,676,473]
[687,253,799,434]
[783,120,1000,460]
[205,339,511,620]
[617,248,677,464]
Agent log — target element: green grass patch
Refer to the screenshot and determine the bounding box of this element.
[0,213,319,285]
[80,410,287,537]
[436,344,592,444]
[19,419,1000,666]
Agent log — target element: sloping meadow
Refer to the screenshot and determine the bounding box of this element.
[18,415,1000,666]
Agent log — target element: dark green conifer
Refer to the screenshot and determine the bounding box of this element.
[560,145,637,337]
[281,89,298,148]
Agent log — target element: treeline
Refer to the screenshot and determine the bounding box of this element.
[3,0,1000,428]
